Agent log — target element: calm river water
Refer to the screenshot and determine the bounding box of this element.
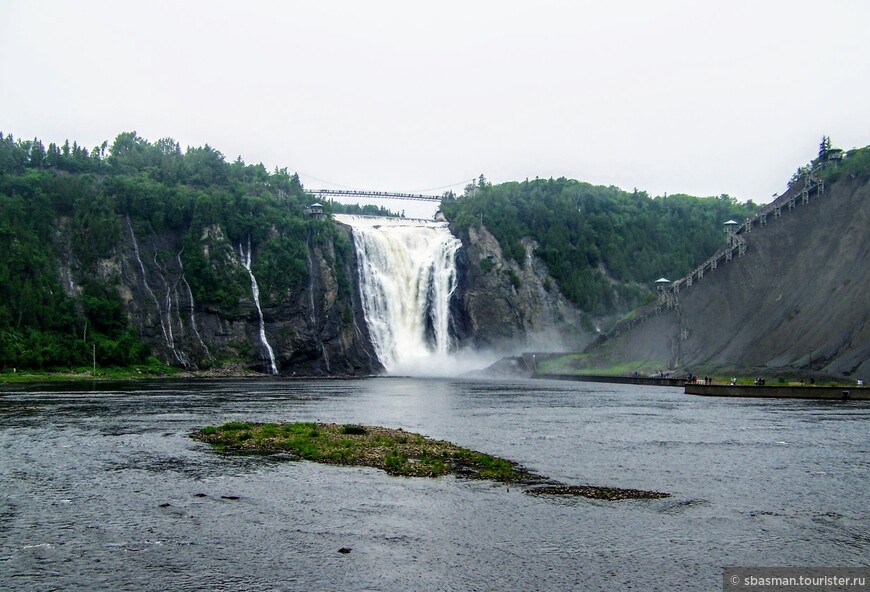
[1,378,867,591]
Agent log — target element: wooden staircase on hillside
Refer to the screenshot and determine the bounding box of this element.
[606,171,827,341]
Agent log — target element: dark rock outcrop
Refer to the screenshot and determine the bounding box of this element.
[450,224,594,352]
[56,217,381,376]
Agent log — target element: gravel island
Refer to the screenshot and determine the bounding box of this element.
[193,422,669,500]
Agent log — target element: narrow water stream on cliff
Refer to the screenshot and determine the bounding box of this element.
[1,378,867,591]
[238,237,278,375]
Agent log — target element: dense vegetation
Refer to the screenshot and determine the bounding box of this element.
[441,176,758,313]
[4,130,859,372]
[325,201,398,217]
[793,138,870,187]
[0,131,340,370]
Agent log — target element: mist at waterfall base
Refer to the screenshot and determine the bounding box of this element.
[387,346,504,378]
[336,214,498,377]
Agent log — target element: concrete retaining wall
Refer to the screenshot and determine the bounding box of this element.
[684,383,869,400]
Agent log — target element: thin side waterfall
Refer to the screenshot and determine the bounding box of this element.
[239,237,278,374]
[127,217,187,367]
[305,241,331,373]
[335,215,461,374]
[177,250,211,359]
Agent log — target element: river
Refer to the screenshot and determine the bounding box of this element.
[1,378,867,591]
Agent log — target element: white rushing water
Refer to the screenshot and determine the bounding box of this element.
[335,215,462,374]
[239,237,278,374]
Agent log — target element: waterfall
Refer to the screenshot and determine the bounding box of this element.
[177,250,211,360]
[127,217,189,367]
[238,237,278,375]
[335,215,461,374]
[305,238,331,373]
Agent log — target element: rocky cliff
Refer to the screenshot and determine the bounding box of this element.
[55,216,381,376]
[44,172,866,379]
[48,206,593,376]
[0,133,775,376]
[451,224,594,352]
[14,133,860,378]
[583,172,870,379]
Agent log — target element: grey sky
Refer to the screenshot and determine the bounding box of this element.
[2,0,869,218]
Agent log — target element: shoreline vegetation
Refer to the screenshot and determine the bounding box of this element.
[2,364,860,390]
[0,363,265,383]
[192,421,670,501]
[2,368,859,389]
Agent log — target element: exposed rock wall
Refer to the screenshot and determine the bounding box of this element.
[585,175,870,379]
[51,211,608,375]
[56,217,381,376]
[451,224,594,352]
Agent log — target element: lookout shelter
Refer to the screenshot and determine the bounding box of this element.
[306,203,324,219]
[655,277,671,291]
[724,219,739,235]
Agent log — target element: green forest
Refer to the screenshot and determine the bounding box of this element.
[440,139,870,314]
[0,131,345,370]
[440,177,758,312]
[5,131,860,372]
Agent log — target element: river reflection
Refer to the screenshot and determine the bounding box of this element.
[1,378,867,591]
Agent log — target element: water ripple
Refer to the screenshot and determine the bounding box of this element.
[0,378,867,591]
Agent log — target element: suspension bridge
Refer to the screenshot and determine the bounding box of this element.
[306,188,443,202]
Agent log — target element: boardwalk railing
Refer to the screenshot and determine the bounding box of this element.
[606,171,827,341]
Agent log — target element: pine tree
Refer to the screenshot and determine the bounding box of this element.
[819,135,832,159]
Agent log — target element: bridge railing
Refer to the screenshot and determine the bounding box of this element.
[306,189,442,202]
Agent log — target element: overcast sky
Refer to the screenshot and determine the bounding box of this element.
[2,0,869,218]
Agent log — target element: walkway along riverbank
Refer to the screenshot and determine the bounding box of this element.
[532,373,868,400]
[684,383,869,400]
[532,373,685,387]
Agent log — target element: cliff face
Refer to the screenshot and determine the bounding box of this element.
[585,174,870,379]
[451,224,594,352]
[55,216,381,376]
[50,207,590,375]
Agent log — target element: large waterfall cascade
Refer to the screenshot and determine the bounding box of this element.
[335,215,462,374]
